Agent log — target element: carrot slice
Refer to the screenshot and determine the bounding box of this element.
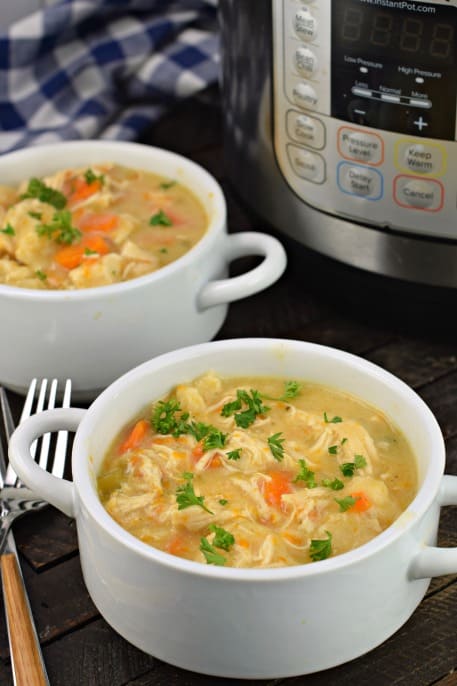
[80,213,119,233]
[53,234,110,269]
[68,177,102,206]
[192,442,204,460]
[263,471,292,508]
[118,419,150,454]
[349,492,371,513]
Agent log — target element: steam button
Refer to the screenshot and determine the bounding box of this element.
[292,82,318,110]
[295,47,318,76]
[294,9,318,42]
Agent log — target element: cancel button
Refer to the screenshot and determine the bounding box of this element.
[394,176,443,211]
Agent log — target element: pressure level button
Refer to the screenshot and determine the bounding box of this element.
[338,127,383,165]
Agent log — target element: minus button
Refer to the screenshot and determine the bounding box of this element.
[380,93,401,103]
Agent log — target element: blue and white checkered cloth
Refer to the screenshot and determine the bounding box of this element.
[0,0,220,155]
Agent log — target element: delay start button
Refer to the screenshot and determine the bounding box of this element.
[394,175,444,212]
[337,162,383,200]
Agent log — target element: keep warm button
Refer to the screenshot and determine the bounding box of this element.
[394,175,444,212]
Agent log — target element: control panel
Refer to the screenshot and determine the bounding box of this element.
[272,0,457,239]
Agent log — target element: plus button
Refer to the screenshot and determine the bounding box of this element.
[414,116,429,132]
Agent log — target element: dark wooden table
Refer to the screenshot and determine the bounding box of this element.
[0,89,456,686]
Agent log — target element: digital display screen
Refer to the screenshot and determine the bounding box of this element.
[338,4,455,67]
[331,0,457,139]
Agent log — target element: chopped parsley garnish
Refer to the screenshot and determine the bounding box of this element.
[159,247,168,253]
[208,524,235,551]
[218,499,229,506]
[341,437,348,445]
[150,209,173,226]
[176,473,213,514]
[335,496,358,512]
[324,412,343,424]
[328,445,338,455]
[202,428,227,451]
[262,380,302,402]
[226,449,242,461]
[200,537,226,566]
[36,210,82,244]
[221,389,270,428]
[160,180,177,190]
[0,224,15,236]
[84,168,104,185]
[20,178,66,209]
[35,270,47,281]
[309,531,332,562]
[293,459,316,488]
[321,477,344,491]
[339,454,367,477]
[84,247,98,256]
[28,211,42,220]
[268,432,285,462]
[151,399,185,435]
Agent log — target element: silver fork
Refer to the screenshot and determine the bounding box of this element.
[0,379,71,686]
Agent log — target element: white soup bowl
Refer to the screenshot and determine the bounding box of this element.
[8,338,457,678]
[0,141,286,400]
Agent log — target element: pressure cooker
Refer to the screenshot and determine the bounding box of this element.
[219,0,457,290]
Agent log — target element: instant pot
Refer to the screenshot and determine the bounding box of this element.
[219,0,457,294]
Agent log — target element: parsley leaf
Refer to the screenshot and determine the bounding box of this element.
[268,432,285,462]
[84,168,104,185]
[309,531,332,562]
[208,524,235,551]
[160,180,177,190]
[150,209,172,226]
[293,459,316,487]
[200,537,226,565]
[328,445,338,455]
[35,270,47,281]
[28,211,42,220]
[321,477,344,491]
[226,448,242,461]
[0,224,15,236]
[323,412,343,424]
[176,473,213,514]
[335,496,358,512]
[151,399,184,435]
[221,389,270,428]
[218,499,229,506]
[202,428,227,451]
[339,454,367,477]
[20,178,66,209]
[262,380,302,402]
[36,210,82,244]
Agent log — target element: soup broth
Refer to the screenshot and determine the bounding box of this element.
[0,163,207,289]
[97,374,417,568]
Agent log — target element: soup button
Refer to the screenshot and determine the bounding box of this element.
[394,175,444,211]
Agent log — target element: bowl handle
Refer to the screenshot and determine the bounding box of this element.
[197,232,287,309]
[8,408,86,519]
[409,475,457,579]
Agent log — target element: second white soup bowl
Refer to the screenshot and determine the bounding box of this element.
[0,141,286,399]
[8,338,457,678]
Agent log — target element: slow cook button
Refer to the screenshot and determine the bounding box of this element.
[338,127,383,165]
[293,9,318,42]
[294,47,318,77]
[338,163,383,200]
[394,176,444,211]
[292,82,318,110]
[286,110,325,149]
[287,145,326,183]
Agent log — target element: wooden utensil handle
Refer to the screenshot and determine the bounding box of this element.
[1,553,48,686]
